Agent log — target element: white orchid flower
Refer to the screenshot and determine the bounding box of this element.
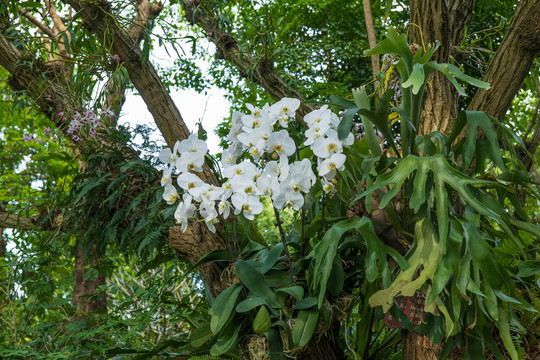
[284,172,312,193]
[269,97,300,128]
[161,167,173,187]
[289,159,316,185]
[311,130,343,158]
[218,199,231,219]
[304,106,332,128]
[230,174,261,197]
[178,133,208,157]
[174,194,196,232]
[199,205,219,233]
[267,130,296,158]
[256,174,278,197]
[242,103,271,130]
[318,153,346,179]
[175,151,205,173]
[221,148,236,168]
[231,193,263,220]
[177,172,205,191]
[304,121,331,146]
[162,184,179,204]
[321,179,336,194]
[263,156,289,181]
[273,187,304,211]
[159,141,181,169]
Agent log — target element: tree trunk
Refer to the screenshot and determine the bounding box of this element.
[401,330,443,359]
[468,0,540,119]
[410,0,476,136]
[407,0,476,357]
[72,245,107,316]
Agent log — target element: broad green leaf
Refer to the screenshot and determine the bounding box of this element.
[496,309,519,360]
[210,283,241,334]
[236,295,267,313]
[369,219,443,313]
[261,243,284,273]
[357,89,399,155]
[185,249,232,276]
[292,309,319,347]
[355,154,519,251]
[309,217,406,307]
[337,106,359,140]
[327,255,344,296]
[450,111,505,170]
[425,62,490,97]
[292,296,318,310]
[401,63,425,94]
[329,94,357,109]
[353,87,381,156]
[253,306,272,334]
[364,27,413,70]
[266,327,287,360]
[189,322,213,348]
[235,260,281,308]
[517,260,540,277]
[276,286,304,301]
[210,317,242,356]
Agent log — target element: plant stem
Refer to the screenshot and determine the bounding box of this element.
[273,206,295,283]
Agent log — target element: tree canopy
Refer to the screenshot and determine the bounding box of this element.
[0,0,539,359]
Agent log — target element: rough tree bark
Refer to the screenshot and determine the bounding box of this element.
[467,0,540,119]
[410,0,476,136]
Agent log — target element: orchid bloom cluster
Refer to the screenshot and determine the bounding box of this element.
[59,106,115,141]
[22,127,56,145]
[159,97,354,233]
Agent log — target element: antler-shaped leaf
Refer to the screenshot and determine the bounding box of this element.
[354,154,515,249]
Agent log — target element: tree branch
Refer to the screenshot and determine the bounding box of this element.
[468,0,540,120]
[0,212,62,230]
[19,8,55,38]
[179,0,315,123]
[129,0,164,43]
[63,0,218,184]
[2,4,229,296]
[362,0,379,77]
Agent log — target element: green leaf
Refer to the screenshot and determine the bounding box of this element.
[357,88,399,155]
[327,255,344,296]
[210,316,242,356]
[276,286,304,301]
[261,243,284,273]
[292,297,318,310]
[364,27,413,70]
[292,309,319,347]
[253,306,272,334]
[189,322,213,348]
[235,260,281,309]
[517,260,540,277]
[401,63,425,94]
[353,87,381,156]
[210,283,241,334]
[185,249,232,276]
[337,106,360,140]
[266,328,287,360]
[236,296,267,313]
[329,95,357,109]
[369,219,443,313]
